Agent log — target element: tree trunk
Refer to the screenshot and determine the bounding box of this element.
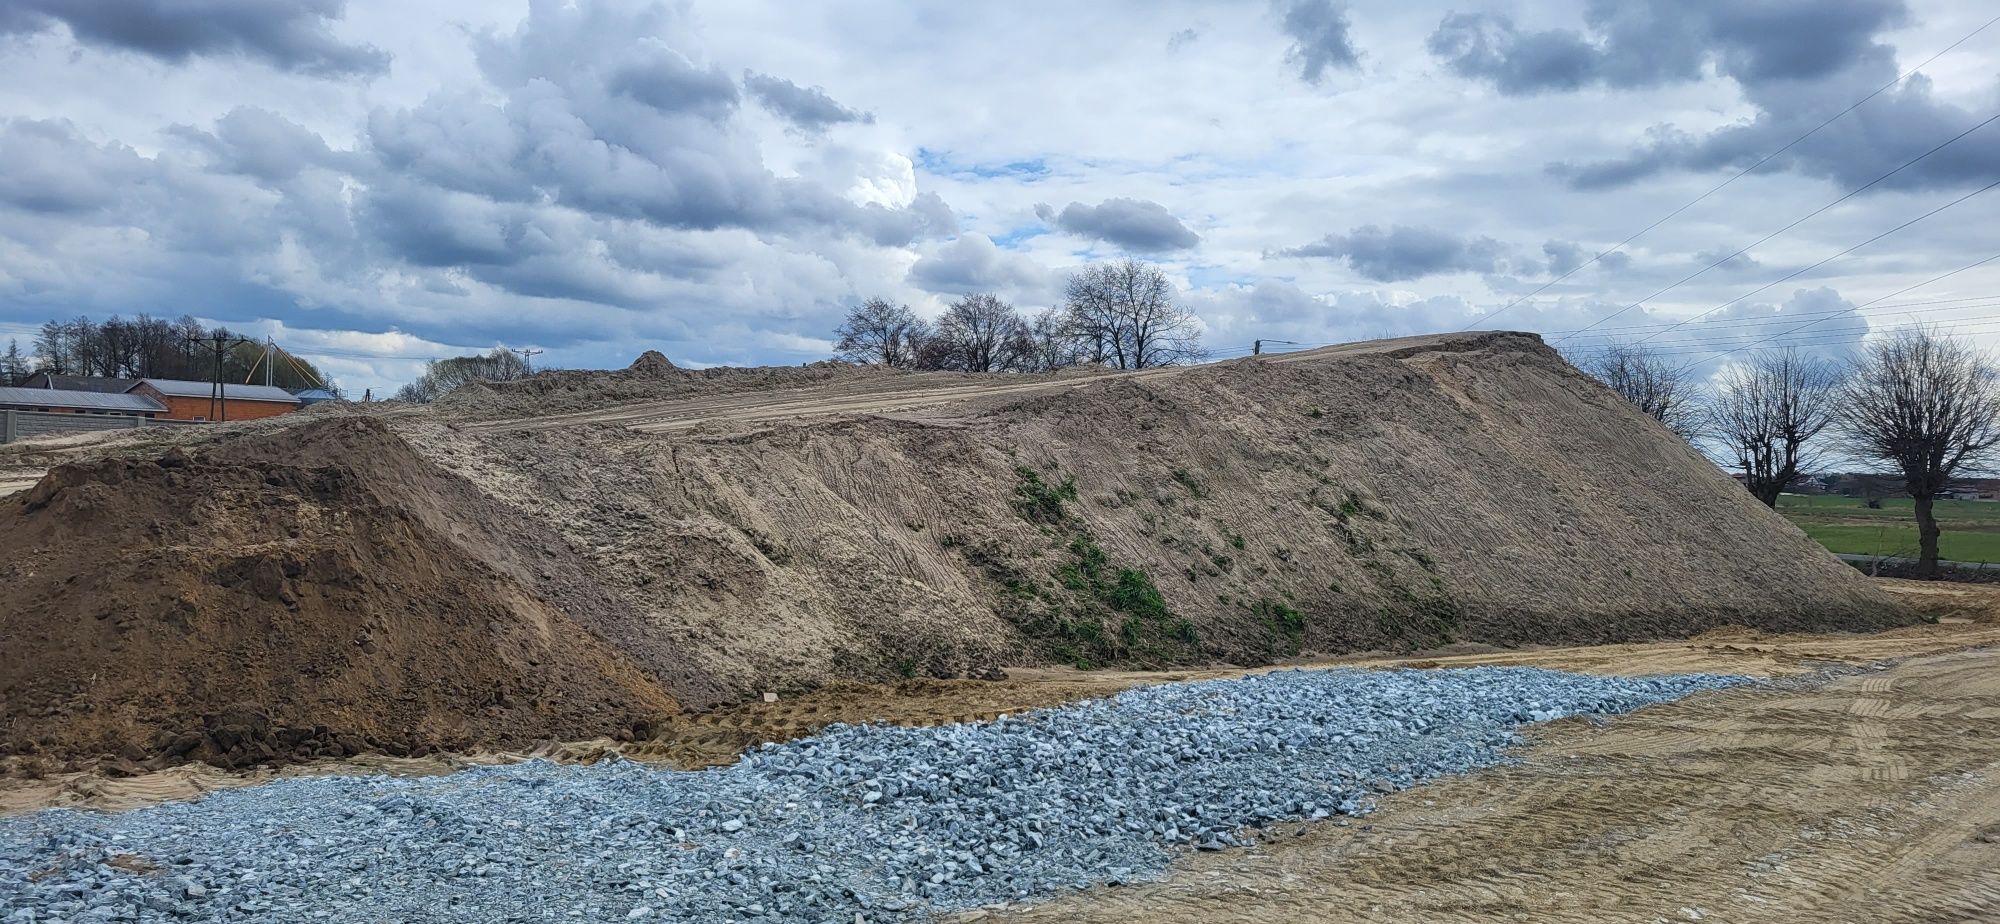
[1914,493,1942,578]
[1754,483,1782,508]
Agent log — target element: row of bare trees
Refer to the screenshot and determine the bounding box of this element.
[833,260,1204,373]
[1581,330,2000,577]
[4,315,332,390]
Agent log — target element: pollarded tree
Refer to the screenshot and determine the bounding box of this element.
[1708,349,1844,507]
[1062,259,1204,369]
[834,297,929,369]
[1582,344,1702,440]
[1841,328,2000,577]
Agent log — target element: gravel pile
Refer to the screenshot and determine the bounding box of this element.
[1,666,1751,923]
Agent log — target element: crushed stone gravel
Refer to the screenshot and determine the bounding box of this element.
[0,666,1752,922]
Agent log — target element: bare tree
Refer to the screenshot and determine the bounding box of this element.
[395,348,533,402]
[926,293,1029,373]
[1581,344,1702,439]
[1708,349,1844,507]
[1841,328,2000,577]
[834,298,928,369]
[1062,259,1204,369]
[1018,307,1088,372]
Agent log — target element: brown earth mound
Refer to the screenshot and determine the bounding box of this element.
[0,418,699,770]
[400,332,1913,703]
[1,333,1915,769]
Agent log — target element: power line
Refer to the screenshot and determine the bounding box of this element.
[1552,295,2000,346]
[1631,313,2000,359]
[1461,13,2000,332]
[286,345,472,362]
[1536,294,1992,338]
[1639,251,2000,365]
[1700,251,2000,360]
[1566,301,2000,352]
[1556,111,2000,344]
[1559,251,2000,365]
[1621,176,2000,345]
[1558,180,2000,359]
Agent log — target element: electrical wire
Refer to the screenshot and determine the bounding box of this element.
[1461,13,2000,331]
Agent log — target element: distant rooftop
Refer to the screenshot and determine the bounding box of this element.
[0,386,167,413]
[133,379,302,403]
[18,372,143,394]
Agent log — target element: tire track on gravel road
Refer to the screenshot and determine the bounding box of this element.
[973,647,2000,924]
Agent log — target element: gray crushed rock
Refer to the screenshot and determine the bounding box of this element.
[0,666,1751,922]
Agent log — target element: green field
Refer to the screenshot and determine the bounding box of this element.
[1775,495,2000,562]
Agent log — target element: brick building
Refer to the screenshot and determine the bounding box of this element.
[127,379,302,422]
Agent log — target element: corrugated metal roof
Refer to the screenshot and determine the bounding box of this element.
[134,379,302,403]
[19,373,144,394]
[0,386,167,413]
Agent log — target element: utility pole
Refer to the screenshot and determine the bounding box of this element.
[511,348,544,372]
[184,332,255,422]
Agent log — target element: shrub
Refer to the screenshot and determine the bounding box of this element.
[1013,466,1077,523]
[1255,598,1308,655]
[1107,568,1168,620]
[1170,468,1208,498]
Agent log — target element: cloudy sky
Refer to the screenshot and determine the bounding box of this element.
[0,0,1996,394]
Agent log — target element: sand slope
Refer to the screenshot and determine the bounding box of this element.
[408,332,1908,702]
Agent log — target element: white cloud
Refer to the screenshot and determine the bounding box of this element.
[0,0,1994,397]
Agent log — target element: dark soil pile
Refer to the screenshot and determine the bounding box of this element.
[0,419,696,771]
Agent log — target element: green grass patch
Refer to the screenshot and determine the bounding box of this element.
[1251,598,1308,656]
[1170,468,1208,498]
[1776,495,2000,562]
[1014,466,1077,523]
